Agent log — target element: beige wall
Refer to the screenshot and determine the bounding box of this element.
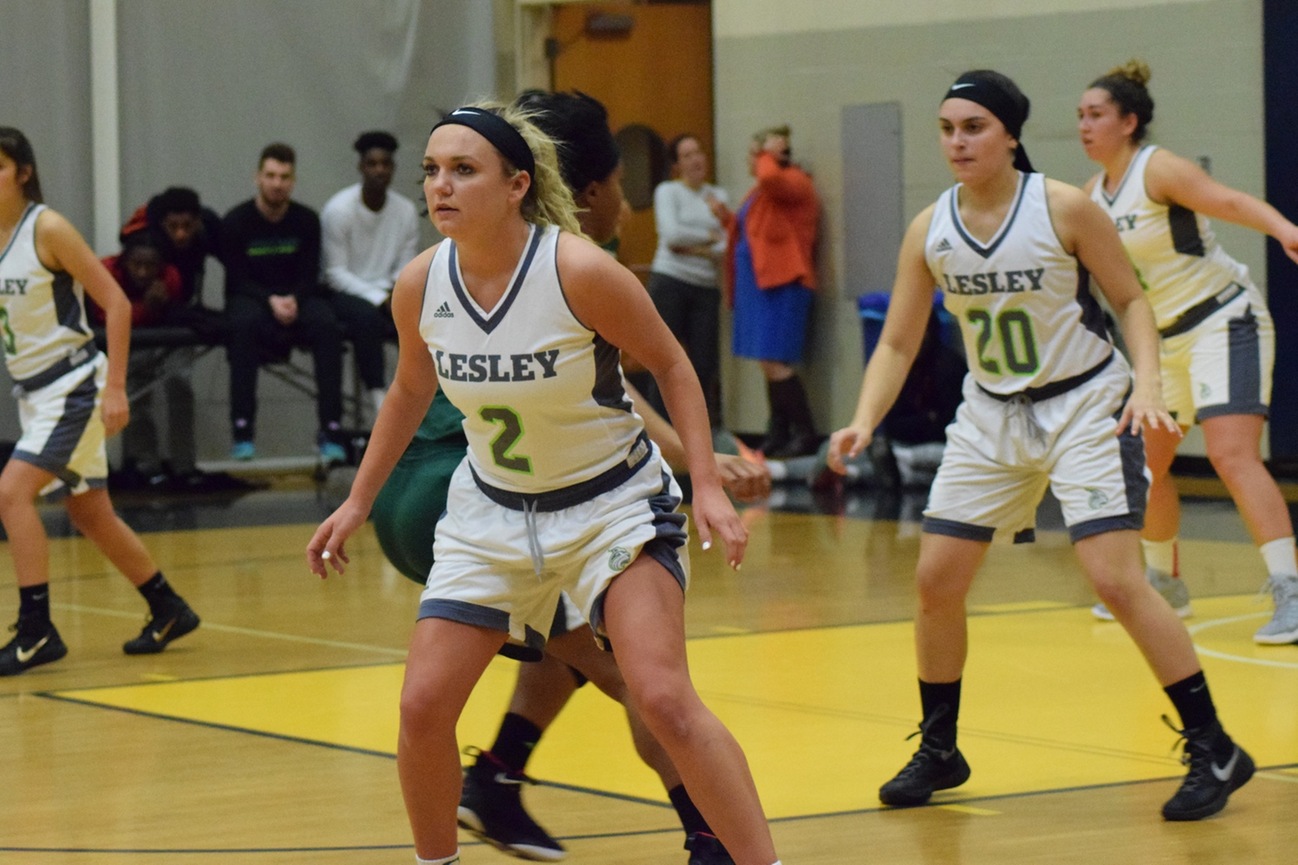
[712,0,1265,451]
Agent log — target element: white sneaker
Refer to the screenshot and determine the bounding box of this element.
[1092,568,1192,621]
[1254,575,1298,645]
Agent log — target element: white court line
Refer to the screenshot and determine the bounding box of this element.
[1258,771,1298,784]
[53,602,409,658]
[1187,613,1298,670]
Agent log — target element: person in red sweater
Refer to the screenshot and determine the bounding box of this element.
[99,233,184,328]
[724,125,822,458]
[97,233,196,489]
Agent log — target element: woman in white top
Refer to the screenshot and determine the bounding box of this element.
[1078,60,1298,643]
[307,104,780,865]
[645,134,729,422]
[827,70,1251,823]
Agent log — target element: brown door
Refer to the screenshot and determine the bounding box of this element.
[551,2,714,281]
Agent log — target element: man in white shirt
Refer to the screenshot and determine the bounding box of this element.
[320,130,421,418]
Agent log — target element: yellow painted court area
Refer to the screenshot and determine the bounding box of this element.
[56,594,1298,820]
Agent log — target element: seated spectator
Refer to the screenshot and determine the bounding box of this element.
[222,142,345,463]
[121,187,220,302]
[320,130,420,421]
[867,309,965,489]
[95,233,197,489]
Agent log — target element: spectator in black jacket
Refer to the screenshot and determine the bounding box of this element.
[222,142,344,462]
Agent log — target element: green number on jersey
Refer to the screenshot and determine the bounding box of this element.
[479,405,532,474]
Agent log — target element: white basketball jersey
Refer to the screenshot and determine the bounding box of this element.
[418,223,644,494]
[0,203,94,381]
[1090,145,1250,329]
[926,173,1115,396]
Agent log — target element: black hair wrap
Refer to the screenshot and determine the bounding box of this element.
[943,73,1035,173]
[432,108,536,179]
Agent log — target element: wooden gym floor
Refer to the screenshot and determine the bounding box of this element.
[1,472,1295,864]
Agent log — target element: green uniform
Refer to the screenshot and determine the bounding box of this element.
[371,389,467,584]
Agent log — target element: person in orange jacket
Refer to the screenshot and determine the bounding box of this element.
[722,125,822,458]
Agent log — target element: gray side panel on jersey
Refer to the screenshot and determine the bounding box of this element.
[1074,263,1110,342]
[1168,204,1206,257]
[52,271,89,336]
[592,334,632,411]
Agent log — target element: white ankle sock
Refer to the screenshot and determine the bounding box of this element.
[415,851,459,865]
[1141,538,1177,576]
[1259,537,1298,577]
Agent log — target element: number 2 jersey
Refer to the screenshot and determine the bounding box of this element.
[0,203,96,383]
[417,223,646,494]
[925,172,1116,396]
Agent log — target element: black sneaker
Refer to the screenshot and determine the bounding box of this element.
[123,601,200,655]
[879,741,971,806]
[457,748,565,861]
[685,832,734,865]
[1161,717,1255,821]
[0,622,68,676]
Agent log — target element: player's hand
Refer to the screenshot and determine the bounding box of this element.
[101,383,129,437]
[826,425,872,475]
[1116,387,1179,438]
[306,500,368,578]
[716,452,771,503]
[690,484,748,570]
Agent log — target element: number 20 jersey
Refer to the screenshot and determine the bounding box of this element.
[925,172,1114,396]
[417,223,645,494]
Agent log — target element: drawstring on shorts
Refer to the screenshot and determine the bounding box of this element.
[522,499,544,576]
[1006,393,1047,446]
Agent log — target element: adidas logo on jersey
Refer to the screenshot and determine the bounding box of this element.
[934,238,953,252]
[433,301,454,319]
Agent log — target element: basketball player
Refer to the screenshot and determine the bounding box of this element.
[0,127,200,677]
[1078,60,1298,643]
[371,91,760,865]
[307,103,781,865]
[826,71,1252,822]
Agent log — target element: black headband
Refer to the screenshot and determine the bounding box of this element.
[943,76,1035,173]
[432,107,536,179]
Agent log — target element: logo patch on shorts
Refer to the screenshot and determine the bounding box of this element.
[1087,488,1110,509]
[607,546,632,572]
[1199,383,1212,400]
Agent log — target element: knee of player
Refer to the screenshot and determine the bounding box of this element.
[625,679,698,742]
[1089,568,1141,613]
[1203,437,1262,479]
[398,680,459,734]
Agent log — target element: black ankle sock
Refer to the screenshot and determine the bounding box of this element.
[17,584,53,634]
[918,678,962,749]
[136,572,180,617]
[490,712,544,773]
[1164,671,1219,733]
[667,784,711,837]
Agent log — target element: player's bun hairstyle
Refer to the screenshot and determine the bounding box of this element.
[1089,59,1155,142]
[514,90,621,195]
[0,126,44,203]
[353,130,399,155]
